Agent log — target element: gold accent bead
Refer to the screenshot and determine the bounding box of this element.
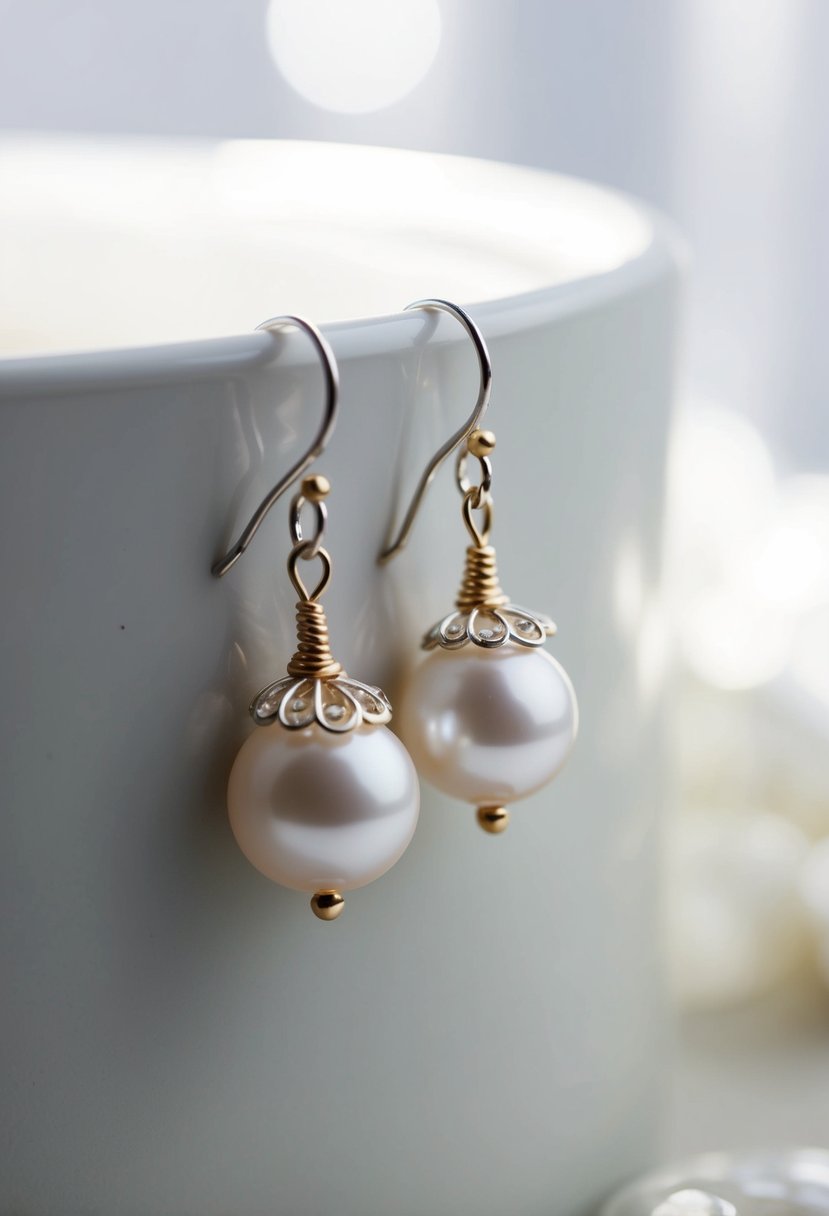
[477,806,510,834]
[301,474,331,502]
[311,890,344,920]
[468,429,496,457]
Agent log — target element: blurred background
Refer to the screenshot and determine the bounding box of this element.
[2,0,828,1152]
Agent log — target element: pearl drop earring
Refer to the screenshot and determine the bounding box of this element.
[381,300,578,833]
[214,316,419,919]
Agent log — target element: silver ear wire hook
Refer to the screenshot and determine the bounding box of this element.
[211,315,339,578]
[378,299,492,564]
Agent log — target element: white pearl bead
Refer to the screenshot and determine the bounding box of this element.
[228,724,419,892]
[399,644,577,805]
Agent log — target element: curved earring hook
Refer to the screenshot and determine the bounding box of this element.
[211,315,339,578]
[378,299,492,564]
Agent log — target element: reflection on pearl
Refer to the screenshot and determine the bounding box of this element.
[399,645,577,805]
[228,724,419,892]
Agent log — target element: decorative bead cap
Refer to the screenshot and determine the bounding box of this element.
[250,673,392,732]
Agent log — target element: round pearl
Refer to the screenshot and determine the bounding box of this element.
[399,644,577,805]
[228,724,419,892]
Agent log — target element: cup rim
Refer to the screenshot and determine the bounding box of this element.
[0,135,686,396]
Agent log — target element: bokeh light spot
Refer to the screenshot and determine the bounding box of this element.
[266,0,442,114]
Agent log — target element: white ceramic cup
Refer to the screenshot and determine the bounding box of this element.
[0,138,682,1216]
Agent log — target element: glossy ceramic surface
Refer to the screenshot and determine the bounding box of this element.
[0,138,682,1216]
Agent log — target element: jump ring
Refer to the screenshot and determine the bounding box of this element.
[456,450,493,500]
[289,493,327,560]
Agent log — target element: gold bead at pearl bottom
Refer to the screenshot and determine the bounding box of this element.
[477,806,510,834]
[311,890,345,920]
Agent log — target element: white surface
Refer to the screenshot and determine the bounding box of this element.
[0,135,653,356]
[0,138,680,1216]
[2,1,826,470]
[1,0,827,1206]
[670,984,829,1154]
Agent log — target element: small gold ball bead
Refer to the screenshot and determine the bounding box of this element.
[301,474,331,502]
[468,429,496,458]
[477,806,510,834]
[311,890,345,920]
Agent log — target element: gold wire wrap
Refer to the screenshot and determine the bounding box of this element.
[455,544,509,613]
[287,600,343,679]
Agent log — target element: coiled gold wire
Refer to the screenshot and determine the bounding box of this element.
[455,544,508,613]
[287,599,343,679]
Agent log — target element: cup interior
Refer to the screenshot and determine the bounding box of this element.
[0,136,653,356]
